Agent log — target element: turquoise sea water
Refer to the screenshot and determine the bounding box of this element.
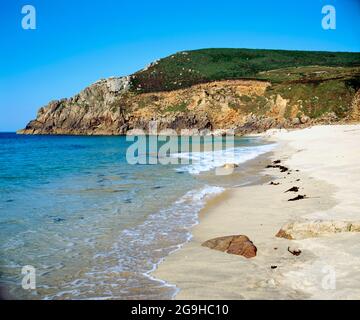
[0,133,273,299]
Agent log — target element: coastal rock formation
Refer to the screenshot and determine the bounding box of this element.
[18,49,360,135]
[222,163,239,169]
[276,220,360,240]
[350,90,360,121]
[18,79,300,136]
[201,235,257,258]
[20,77,132,135]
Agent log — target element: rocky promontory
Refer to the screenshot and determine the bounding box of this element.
[18,48,360,135]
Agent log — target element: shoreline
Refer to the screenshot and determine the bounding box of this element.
[152,124,360,299]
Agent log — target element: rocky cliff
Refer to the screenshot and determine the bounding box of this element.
[18,48,360,135]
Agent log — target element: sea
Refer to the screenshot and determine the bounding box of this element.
[0,132,274,299]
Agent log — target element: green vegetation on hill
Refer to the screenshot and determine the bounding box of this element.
[131,48,360,93]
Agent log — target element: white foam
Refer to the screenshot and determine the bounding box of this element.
[173,143,276,174]
[174,185,224,204]
[140,185,225,298]
[83,185,225,300]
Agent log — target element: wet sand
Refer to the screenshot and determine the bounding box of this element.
[152,124,360,299]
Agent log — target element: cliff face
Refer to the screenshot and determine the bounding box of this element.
[18,49,360,135]
[18,77,360,136]
[18,79,269,135]
[20,77,131,135]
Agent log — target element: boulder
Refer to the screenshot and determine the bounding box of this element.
[276,220,360,240]
[300,115,310,124]
[222,163,239,169]
[291,117,300,125]
[202,235,257,258]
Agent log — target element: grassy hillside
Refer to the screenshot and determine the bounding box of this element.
[131,48,360,92]
[261,66,360,119]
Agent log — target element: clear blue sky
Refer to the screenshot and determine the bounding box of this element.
[0,0,359,131]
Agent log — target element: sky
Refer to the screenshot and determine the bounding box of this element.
[0,0,359,131]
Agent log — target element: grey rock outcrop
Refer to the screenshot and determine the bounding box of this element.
[276,219,360,240]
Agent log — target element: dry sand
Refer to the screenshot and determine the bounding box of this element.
[152,124,360,299]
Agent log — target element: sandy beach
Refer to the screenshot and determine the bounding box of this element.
[152,124,360,299]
